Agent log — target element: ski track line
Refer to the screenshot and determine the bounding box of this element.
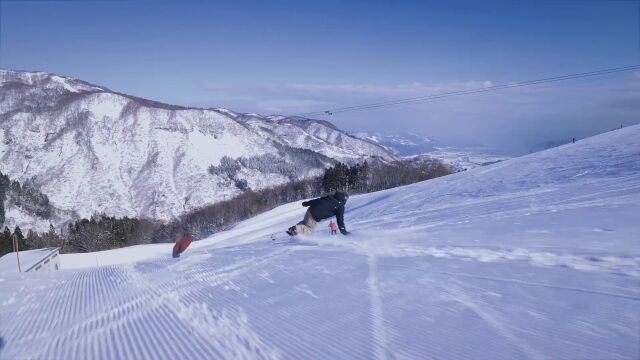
[286,248,638,358]
[362,253,640,303]
[368,255,390,360]
[302,251,640,303]
[349,185,551,219]
[172,246,293,294]
[137,272,278,358]
[33,271,158,359]
[281,268,373,359]
[293,239,640,279]
[261,302,364,360]
[6,248,290,360]
[351,193,636,236]
[251,246,384,359]
[252,268,371,360]
[209,249,373,359]
[123,273,237,360]
[238,255,369,359]
[123,261,282,360]
[9,269,107,355]
[395,246,640,278]
[443,286,546,360]
[348,179,640,230]
[6,270,93,358]
[433,270,640,302]
[474,277,631,359]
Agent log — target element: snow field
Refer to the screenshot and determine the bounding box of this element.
[1,125,639,359]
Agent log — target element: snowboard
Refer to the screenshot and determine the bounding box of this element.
[269,233,293,244]
[269,233,318,246]
[173,235,193,258]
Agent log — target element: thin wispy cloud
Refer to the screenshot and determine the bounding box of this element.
[197,72,639,154]
[200,80,499,113]
[256,99,331,113]
[277,81,495,97]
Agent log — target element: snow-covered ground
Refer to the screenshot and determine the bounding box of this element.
[1,126,639,359]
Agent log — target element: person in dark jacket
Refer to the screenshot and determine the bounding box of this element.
[287,191,350,236]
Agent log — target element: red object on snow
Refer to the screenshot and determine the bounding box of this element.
[173,234,193,257]
[329,222,337,230]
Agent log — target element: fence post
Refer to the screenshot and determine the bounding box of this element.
[12,233,21,272]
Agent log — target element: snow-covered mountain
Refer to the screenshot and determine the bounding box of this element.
[223,112,392,161]
[0,69,394,229]
[1,124,638,359]
[355,131,510,171]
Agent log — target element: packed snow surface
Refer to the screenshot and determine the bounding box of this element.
[1,126,639,359]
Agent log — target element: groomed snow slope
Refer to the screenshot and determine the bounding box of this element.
[1,126,639,359]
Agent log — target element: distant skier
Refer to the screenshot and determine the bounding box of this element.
[572,138,576,144]
[287,191,350,236]
[173,232,193,258]
[329,220,337,235]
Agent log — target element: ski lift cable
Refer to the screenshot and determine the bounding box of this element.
[296,65,640,117]
[329,68,635,114]
[293,65,640,118]
[330,66,638,114]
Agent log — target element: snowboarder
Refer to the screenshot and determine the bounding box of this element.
[287,191,350,236]
[329,220,337,235]
[173,233,193,258]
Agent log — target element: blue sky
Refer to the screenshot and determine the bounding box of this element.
[1,0,638,153]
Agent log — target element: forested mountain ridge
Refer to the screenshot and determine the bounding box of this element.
[0,69,394,231]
